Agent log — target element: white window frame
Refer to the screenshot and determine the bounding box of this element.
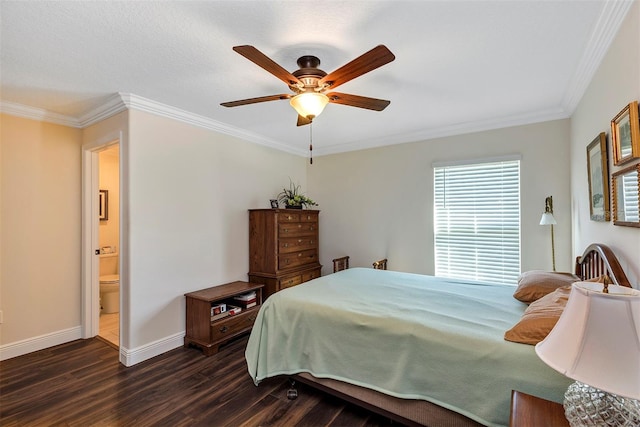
[433,157,521,285]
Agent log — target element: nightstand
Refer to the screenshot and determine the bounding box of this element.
[509,390,569,426]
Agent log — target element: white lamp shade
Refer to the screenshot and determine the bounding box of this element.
[539,212,557,225]
[535,282,640,400]
[290,92,329,119]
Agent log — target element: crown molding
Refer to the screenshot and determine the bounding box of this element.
[118,93,306,156]
[314,106,570,156]
[0,93,306,157]
[561,0,634,114]
[0,101,81,128]
[77,93,128,128]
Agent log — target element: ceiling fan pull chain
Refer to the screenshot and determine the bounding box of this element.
[309,123,313,165]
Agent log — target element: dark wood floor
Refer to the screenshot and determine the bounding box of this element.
[0,335,401,426]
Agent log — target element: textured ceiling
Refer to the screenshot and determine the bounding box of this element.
[0,1,633,156]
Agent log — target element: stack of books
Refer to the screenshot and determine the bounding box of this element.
[232,291,257,309]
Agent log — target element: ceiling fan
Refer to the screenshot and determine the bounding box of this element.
[221,45,395,126]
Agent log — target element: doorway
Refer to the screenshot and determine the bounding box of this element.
[81,132,122,354]
[97,145,120,348]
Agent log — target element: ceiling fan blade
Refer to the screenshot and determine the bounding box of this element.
[233,45,301,87]
[318,45,395,90]
[297,115,312,126]
[326,92,391,111]
[221,94,291,107]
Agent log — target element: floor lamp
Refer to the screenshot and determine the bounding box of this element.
[539,196,557,271]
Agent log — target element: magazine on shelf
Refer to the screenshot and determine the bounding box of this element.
[233,292,256,302]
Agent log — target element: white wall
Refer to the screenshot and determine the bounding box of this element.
[1,108,307,363]
[0,114,83,351]
[309,119,572,277]
[126,110,306,353]
[570,1,640,286]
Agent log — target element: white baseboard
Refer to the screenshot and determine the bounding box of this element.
[119,331,184,367]
[0,326,83,361]
[0,328,185,366]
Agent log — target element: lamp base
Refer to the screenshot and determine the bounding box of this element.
[564,381,640,426]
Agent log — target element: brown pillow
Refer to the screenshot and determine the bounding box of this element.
[504,285,571,345]
[513,270,579,303]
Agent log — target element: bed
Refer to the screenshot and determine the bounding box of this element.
[245,243,633,427]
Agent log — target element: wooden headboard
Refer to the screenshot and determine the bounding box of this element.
[574,243,631,287]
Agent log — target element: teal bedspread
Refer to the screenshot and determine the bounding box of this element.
[245,268,571,427]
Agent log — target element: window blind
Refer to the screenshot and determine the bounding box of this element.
[434,159,521,285]
[622,172,639,222]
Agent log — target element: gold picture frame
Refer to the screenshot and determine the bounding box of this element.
[586,133,610,221]
[611,101,640,166]
[611,163,640,228]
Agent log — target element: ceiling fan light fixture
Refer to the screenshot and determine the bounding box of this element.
[290,92,329,119]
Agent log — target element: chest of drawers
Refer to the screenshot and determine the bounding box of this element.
[248,209,321,298]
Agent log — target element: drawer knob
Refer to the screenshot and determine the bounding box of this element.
[298,253,302,257]
[219,326,229,333]
[284,243,289,247]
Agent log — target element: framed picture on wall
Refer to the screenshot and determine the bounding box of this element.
[586,133,610,222]
[611,100,640,165]
[99,190,109,221]
[612,163,640,227]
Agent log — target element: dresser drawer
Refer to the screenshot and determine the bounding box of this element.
[279,236,318,253]
[278,212,300,223]
[210,310,258,342]
[279,274,303,290]
[278,222,317,237]
[302,268,321,282]
[299,212,318,223]
[278,249,318,270]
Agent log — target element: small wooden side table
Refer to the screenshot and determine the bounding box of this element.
[509,390,569,427]
[184,281,263,356]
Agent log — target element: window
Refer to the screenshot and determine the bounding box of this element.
[434,158,520,285]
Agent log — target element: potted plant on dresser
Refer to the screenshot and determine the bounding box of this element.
[277,179,318,209]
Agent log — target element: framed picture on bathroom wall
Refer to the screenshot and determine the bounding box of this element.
[99,190,109,221]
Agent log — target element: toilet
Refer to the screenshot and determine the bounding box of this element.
[100,274,120,313]
[99,246,119,313]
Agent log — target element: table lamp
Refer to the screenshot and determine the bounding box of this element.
[535,281,640,426]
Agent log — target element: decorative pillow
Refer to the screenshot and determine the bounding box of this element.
[504,285,572,345]
[513,270,579,303]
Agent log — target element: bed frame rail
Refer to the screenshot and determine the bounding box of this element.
[575,243,631,287]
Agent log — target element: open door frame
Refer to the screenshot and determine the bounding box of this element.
[81,132,121,340]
